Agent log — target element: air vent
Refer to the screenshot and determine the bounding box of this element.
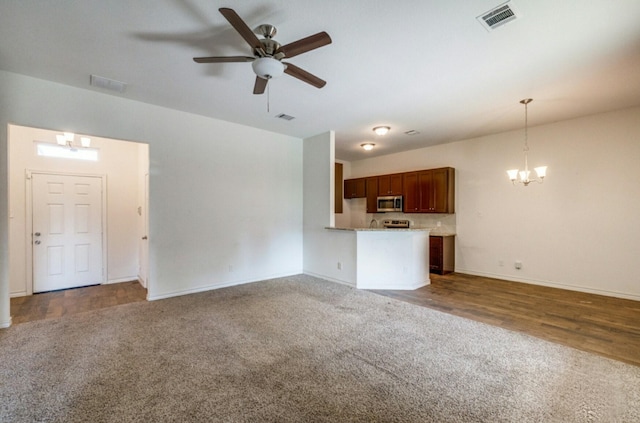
[90,74,127,93]
[275,113,295,121]
[404,130,420,136]
[477,1,520,31]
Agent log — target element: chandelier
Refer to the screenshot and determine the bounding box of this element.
[507,99,547,186]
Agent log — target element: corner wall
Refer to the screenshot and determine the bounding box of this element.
[348,106,640,300]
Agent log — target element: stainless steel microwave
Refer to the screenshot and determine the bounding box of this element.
[377,196,403,212]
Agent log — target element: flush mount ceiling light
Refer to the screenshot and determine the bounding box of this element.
[507,99,547,186]
[361,143,375,151]
[373,126,390,136]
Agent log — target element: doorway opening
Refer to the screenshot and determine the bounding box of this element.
[8,124,150,323]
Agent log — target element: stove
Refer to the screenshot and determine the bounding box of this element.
[382,219,410,229]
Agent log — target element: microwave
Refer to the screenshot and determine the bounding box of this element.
[377,196,403,212]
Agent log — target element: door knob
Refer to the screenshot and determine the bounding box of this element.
[142,236,148,240]
[34,240,41,245]
[34,232,41,236]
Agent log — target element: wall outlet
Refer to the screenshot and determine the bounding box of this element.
[515,261,522,270]
[498,260,504,267]
[228,265,234,272]
[337,262,342,270]
[436,221,442,227]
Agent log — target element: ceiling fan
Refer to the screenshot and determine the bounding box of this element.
[194,7,332,95]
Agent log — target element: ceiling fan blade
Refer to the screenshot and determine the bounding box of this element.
[218,8,265,56]
[193,56,255,63]
[253,76,268,95]
[283,63,326,88]
[276,32,332,58]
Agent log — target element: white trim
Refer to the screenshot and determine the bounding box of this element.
[106,277,139,285]
[0,317,12,329]
[456,268,640,302]
[303,271,356,288]
[147,271,301,301]
[10,291,27,298]
[25,170,108,293]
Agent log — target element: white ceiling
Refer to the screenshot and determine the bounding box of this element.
[1,1,639,161]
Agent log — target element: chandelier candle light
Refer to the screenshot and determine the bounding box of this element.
[507,99,547,186]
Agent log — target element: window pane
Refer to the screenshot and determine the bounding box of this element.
[36,143,98,161]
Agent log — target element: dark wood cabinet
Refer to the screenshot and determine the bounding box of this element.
[378,173,403,196]
[430,235,455,274]
[366,177,379,213]
[403,172,419,212]
[403,167,454,213]
[344,178,366,199]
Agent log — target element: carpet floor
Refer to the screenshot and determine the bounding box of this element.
[1,274,638,422]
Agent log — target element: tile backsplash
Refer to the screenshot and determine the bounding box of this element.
[347,198,456,233]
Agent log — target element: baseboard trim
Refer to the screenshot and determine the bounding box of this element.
[105,277,139,285]
[456,268,640,301]
[147,270,302,301]
[303,271,356,288]
[10,291,27,298]
[1,317,12,329]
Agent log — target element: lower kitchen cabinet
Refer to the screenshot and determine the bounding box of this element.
[430,235,455,274]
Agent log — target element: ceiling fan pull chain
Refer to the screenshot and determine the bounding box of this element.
[267,81,270,113]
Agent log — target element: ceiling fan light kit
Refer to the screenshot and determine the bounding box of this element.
[252,57,285,79]
[193,7,331,95]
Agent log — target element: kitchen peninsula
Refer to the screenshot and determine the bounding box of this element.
[324,226,430,290]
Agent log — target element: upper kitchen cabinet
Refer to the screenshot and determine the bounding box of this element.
[378,173,403,196]
[366,177,379,213]
[344,178,366,199]
[404,167,455,213]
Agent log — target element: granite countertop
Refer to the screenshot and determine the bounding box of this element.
[325,227,456,235]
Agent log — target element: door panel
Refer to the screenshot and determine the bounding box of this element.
[33,174,103,293]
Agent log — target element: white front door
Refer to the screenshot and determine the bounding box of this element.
[32,173,104,292]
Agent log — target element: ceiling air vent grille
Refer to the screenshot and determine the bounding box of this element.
[90,74,127,93]
[477,1,520,31]
[275,113,295,121]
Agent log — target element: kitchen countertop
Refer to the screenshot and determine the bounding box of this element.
[325,226,455,234]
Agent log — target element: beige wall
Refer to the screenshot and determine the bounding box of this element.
[8,124,146,296]
[347,106,640,300]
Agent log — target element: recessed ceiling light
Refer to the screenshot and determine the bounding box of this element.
[361,143,375,151]
[372,126,390,136]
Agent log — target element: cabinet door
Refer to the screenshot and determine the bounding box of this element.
[431,168,449,213]
[344,178,366,199]
[403,172,419,212]
[378,174,404,196]
[390,174,404,195]
[418,170,434,212]
[366,177,378,213]
[429,236,443,273]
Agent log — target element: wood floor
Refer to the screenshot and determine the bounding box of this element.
[371,273,640,367]
[10,281,147,325]
[10,274,640,367]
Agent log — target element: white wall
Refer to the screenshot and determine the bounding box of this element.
[348,107,640,300]
[8,125,145,295]
[0,70,304,327]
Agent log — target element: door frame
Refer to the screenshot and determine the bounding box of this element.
[25,170,108,295]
